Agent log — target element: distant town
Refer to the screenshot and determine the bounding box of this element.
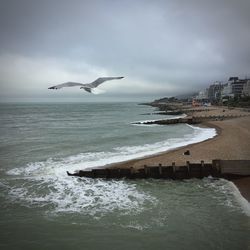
[194,76,250,106]
[153,76,250,108]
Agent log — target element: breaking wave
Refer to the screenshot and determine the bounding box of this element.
[6,124,216,216]
[7,175,156,217]
[132,114,187,125]
[8,125,216,174]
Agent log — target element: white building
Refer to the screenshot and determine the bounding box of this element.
[221,77,249,98]
[196,89,208,100]
[221,83,233,98]
[243,80,250,96]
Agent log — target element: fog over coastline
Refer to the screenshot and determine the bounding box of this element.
[0,0,250,102]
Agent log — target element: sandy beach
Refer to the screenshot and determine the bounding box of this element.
[109,107,250,201]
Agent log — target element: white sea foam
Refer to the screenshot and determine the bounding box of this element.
[0,181,10,189]
[7,155,158,216]
[8,173,157,216]
[6,124,216,216]
[204,178,250,216]
[8,125,216,175]
[227,181,250,216]
[131,119,160,124]
[132,114,187,125]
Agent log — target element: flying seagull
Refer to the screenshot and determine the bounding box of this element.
[48,76,124,93]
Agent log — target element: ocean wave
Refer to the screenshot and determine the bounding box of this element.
[131,114,187,125]
[202,178,250,217]
[7,125,216,176]
[6,124,216,216]
[227,181,250,216]
[7,176,157,216]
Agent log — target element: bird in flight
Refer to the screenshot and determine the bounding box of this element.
[48,77,124,93]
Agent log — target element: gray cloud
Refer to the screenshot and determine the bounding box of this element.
[0,0,250,101]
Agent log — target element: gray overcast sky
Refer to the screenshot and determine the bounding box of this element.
[0,0,250,102]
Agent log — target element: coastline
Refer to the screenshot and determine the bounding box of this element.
[106,115,250,202]
[108,116,250,167]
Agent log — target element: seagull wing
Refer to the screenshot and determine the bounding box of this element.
[90,77,124,88]
[48,82,85,89]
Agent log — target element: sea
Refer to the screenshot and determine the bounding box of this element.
[0,102,249,250]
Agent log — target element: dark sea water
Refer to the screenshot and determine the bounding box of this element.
[0,102,249,250]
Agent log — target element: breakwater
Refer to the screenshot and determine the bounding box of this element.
[67,159,250,180]
[133,114,249,125]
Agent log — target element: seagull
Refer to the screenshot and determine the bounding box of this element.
[48,76,124,93]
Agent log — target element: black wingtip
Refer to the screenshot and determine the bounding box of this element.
[48,86,56,89]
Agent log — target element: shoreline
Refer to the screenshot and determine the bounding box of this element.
[105,115,250,202]
[105,122,219,169]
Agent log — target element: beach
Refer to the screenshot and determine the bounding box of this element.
[109,107,250,201]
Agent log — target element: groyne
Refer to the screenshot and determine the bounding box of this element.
[67,159,250,181]
[133,114,249,125]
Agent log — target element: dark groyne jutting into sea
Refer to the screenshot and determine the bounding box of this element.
[67,160,250,181]
[133,114,249,125]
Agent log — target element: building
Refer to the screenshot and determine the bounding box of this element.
[207,82,224,102]
[231,79,246,97]
[243,80,250,96]
[195,76,250,106]
[228,77,239,82]
[222,77,249,98]
[195,89,208,100]
[221,83,233,98]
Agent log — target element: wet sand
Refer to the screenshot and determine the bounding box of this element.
[107,108,250,201]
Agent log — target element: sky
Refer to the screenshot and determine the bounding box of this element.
[0,0,250,102]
